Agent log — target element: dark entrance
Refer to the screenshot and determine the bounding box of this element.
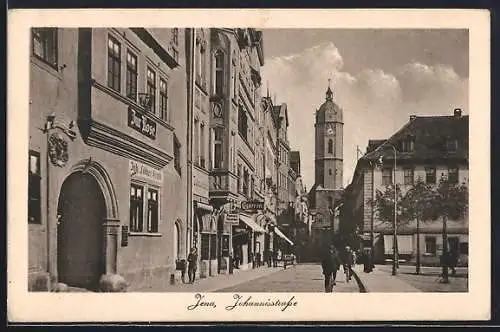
[57,172,105,290]
[448,237,460,258]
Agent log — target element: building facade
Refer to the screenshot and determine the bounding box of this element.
[345,109,469,266]
[28,27,187,291]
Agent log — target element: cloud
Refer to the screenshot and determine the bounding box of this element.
[261,43,467,190]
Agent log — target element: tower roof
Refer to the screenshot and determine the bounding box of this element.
[316,83,342,123]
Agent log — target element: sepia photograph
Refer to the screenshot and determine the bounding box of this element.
[8,9,490,322]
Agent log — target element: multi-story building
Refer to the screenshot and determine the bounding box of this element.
[345,108,469,266]
[28,27,187,291]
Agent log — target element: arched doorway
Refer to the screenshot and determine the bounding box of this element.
[173,222,181,262]
[57,172,106,290]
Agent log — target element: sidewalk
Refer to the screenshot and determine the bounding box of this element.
[352,265,421,293]
[131,265,288,292]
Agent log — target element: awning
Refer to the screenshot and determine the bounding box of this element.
[195,201,214,213]
[384,235,413,255]
[274,227,294,246]
[239,215,266,233]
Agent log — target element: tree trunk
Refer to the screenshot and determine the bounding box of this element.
[416,217,420,274]
[441,215,449,283]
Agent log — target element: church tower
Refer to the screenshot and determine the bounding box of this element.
[314,81,344,189]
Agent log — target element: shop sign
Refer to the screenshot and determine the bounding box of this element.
[241,200,264,211]
[128,107,157,140]
[130,160,163,183]
[225,213,239,224]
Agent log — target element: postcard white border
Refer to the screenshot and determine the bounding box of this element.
[7,9,491,322]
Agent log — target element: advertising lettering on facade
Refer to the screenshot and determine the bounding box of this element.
[128,107,157,140]
[224,213,239,224]
[241,200,264,211]
[130,160,163,183]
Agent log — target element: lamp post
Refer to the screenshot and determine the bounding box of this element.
[378,143,398,276]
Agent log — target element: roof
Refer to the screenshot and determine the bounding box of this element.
[273,103,289,127]
[363,114,469,163]
[316,87,343,124]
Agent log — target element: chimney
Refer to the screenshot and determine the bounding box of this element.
[454,108,462,117]
[409,115,417,121]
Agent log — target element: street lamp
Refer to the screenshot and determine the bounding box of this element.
[377,143,398,276]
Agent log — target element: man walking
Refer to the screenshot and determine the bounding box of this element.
[343,246,354,283]
[321,244,342,293]
[187,247,198,284]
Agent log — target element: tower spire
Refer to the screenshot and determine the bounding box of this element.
[326,78,333,101]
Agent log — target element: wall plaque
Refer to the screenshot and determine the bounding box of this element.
[128,107,157,140]
[130,160,163,183]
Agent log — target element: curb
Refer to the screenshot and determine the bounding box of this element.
[351,269,367,293]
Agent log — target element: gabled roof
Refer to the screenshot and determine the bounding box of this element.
[363,114,468,163]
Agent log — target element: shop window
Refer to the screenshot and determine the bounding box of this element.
[130,183,144,232]
[382,167,393,186]
[448,166,459,184]
[32,28,58,68]
[107,35,121,92]
[159,78,168,121]
[425,166,436,184]
[146,67,156,114]
[200,233,217,260]
[425,236,436,255]
[126,51,137,101]
[147,188,159,233]
[28,150,41,224]
[404,167,414,185]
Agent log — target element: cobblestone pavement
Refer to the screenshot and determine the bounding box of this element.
[217,263,360,293]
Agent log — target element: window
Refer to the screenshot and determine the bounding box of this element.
[328,139,333,154]
[28,150,41,224]
[32,28,58,67]
[243,169,249,196]
[147,188,159,233]
[446,139,458,152]
[107,36,121,92]
[194,119,199,166]
[126,51,137,100]
[237,164,242,192]
[328,169,332,176]
[130,184,144,232]
[459,242,468,255]
[172,28,179,45]
[448,166,459,184]
[174,135,181,175]
[238,106,248,141]
[425,236,436,255]
[382,167,393,186]
[214,51,224,95]
[159,78,168,121]
[173,223,180,261]
[403,168,414,185]
[232,52,238,99]
[402,138,415,152]
[425,166,436,184]
[200,123,206,168]
[213,127,224,169]
[146,67,156,113]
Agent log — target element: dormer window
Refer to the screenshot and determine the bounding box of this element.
[401,136,415,152]
[446,138,458,152]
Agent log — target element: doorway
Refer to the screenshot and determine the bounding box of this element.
[448,237,460,258]
[57,172,105,290]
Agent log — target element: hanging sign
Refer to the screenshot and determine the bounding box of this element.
[130,160,163,183]
[241,200,264,211]
[224,213,239,224]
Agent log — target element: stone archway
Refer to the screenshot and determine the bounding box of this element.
[56,159,120,289]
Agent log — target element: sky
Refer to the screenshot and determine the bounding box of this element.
[260,29,469,191]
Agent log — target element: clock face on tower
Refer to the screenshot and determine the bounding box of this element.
[326,123,334,136]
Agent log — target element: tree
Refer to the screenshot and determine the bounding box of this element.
[400,177,435,274]
[373,183,405,269]
[427,174,468,283]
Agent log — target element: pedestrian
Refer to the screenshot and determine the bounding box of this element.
[351,250,357,269]
[187,247,198,284]
[321,244,342,293]
[448,250,458,276]
[343,246,353,283]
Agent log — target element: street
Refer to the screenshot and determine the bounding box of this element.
[217,263,360,293]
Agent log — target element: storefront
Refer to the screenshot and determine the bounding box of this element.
[232,214,266,270]
[273,226,294,254]
[194,201,216,278]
